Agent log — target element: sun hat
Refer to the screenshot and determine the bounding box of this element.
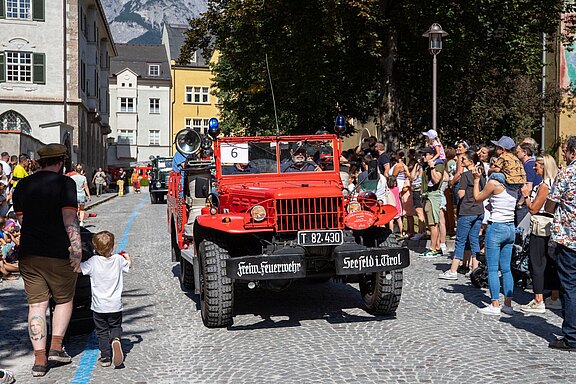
[422,129,438,139]
[37,143,67,159]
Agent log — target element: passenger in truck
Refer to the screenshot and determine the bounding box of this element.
[223,162,260,175]
[281,146,321,173]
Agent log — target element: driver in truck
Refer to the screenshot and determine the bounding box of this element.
[281,144,321,173]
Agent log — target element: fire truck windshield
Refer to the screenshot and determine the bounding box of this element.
[220,139,334,175]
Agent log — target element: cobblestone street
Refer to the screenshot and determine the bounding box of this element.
[1,191,575,383]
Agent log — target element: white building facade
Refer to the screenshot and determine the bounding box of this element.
[0,0,115,174]
[107,44,171,168]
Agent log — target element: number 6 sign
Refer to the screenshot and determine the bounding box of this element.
[220,143,249,164]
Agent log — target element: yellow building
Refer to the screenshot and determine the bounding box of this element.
[162,24,219,155]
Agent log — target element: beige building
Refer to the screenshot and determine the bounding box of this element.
[162,24,219,155]
[0,0,115,174]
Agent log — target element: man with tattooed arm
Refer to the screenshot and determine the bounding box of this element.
[12,143,82,378]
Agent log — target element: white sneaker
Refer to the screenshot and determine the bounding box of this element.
[520,299,546,314]
[477,304,501,316]
[440,243,448,253]
[545,297,562,310]
[438,270,458,280]
[501,304,514,315]
[410,233,426,241]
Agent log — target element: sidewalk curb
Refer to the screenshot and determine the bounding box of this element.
[85,194,117,210]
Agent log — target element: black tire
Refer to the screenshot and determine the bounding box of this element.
[171,222,180,262]
[198,234,234,328]
[470,265,488,288]
[359,228,403,316]
[150,192,157,204]
[179,257,195,291]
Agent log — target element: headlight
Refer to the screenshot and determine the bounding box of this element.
[155,181,161,188]
[347,201,362,213]
[250,205,267,222]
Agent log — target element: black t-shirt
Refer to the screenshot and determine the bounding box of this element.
[12,171,77,259]
[377,153,389,174]
[457,171,485,216]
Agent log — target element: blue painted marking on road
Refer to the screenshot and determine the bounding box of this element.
[70,195,148,383]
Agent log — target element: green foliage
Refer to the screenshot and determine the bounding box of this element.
[180,0,572,143]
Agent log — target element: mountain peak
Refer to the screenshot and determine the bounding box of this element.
[101,0,207,44]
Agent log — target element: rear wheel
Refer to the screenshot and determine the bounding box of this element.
[179,257,195,291]
[150,192,157,204]
[359,229,403,316]
[198,234,234,328]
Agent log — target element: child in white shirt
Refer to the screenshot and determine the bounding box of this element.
[80,231,131,368]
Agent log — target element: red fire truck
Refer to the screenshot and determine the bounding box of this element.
[167,119,410,327]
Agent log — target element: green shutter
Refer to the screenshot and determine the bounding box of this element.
[33,53,45,84]
[0,0,5,19]
[0,52,5,83]
[32,0,44,21]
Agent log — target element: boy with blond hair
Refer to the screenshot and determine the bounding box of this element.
[80,231,131,368]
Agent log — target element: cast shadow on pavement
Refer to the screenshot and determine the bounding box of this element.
[441,283,562,342]
[229,280,397,331]
[171,264,201,309]
[0,285,35,363]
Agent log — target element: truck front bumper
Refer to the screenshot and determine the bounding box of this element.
[225,243,410,281]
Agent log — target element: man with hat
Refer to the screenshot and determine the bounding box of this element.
[12,143,81,377]
[281,143,321,172]
[418,147,446,258]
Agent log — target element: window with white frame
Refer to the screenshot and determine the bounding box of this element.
[117,129,135,145]
[119,97,135,112]
[149,98,160,114]
[185,118,192,130]
[6,51,32,82]
[149,130,160,145]
[6,0,31,19]
[148,64,160,76]
[185,86,210,104]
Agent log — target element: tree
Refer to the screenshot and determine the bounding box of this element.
[181,0,572,145]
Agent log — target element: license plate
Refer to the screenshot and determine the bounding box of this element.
[297,230,344,246]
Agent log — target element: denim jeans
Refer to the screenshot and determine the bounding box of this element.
[485,222,515,301]
[453,214,484,260]
[556,244,576,347]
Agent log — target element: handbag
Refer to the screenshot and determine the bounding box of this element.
[530,213,553,237]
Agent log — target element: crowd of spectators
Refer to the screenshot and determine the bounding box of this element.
[343,130,576,350]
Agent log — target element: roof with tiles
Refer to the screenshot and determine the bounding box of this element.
[110,43,171,81]
[165,24,210,68]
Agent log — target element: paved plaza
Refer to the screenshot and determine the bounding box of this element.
[1,191,575,383]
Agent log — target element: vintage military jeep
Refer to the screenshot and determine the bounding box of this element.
[167,124,410,328]
[149,156,172,204]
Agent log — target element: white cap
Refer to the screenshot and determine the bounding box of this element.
[422,129,438,139]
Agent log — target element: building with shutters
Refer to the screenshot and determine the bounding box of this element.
[162,24,219,155]
[0,0,115,175]
[107,43,171,168]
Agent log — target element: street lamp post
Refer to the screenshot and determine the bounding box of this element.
[422,23,448,132]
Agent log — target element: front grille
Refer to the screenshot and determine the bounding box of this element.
[276,197,343,232]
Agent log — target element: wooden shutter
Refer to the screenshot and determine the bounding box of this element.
[0,1,5,19]
[32,0,44,22]
[0,53,5,83]
[33,53,45,84]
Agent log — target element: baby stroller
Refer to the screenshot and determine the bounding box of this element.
[470,223,532,289]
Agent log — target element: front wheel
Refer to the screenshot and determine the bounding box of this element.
[198,235,234,328]
[359,229,403,315]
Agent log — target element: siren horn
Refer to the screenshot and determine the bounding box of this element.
[174,129,202,155]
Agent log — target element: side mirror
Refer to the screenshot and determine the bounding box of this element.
[367,160,379,180]
[194,177,209,198]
